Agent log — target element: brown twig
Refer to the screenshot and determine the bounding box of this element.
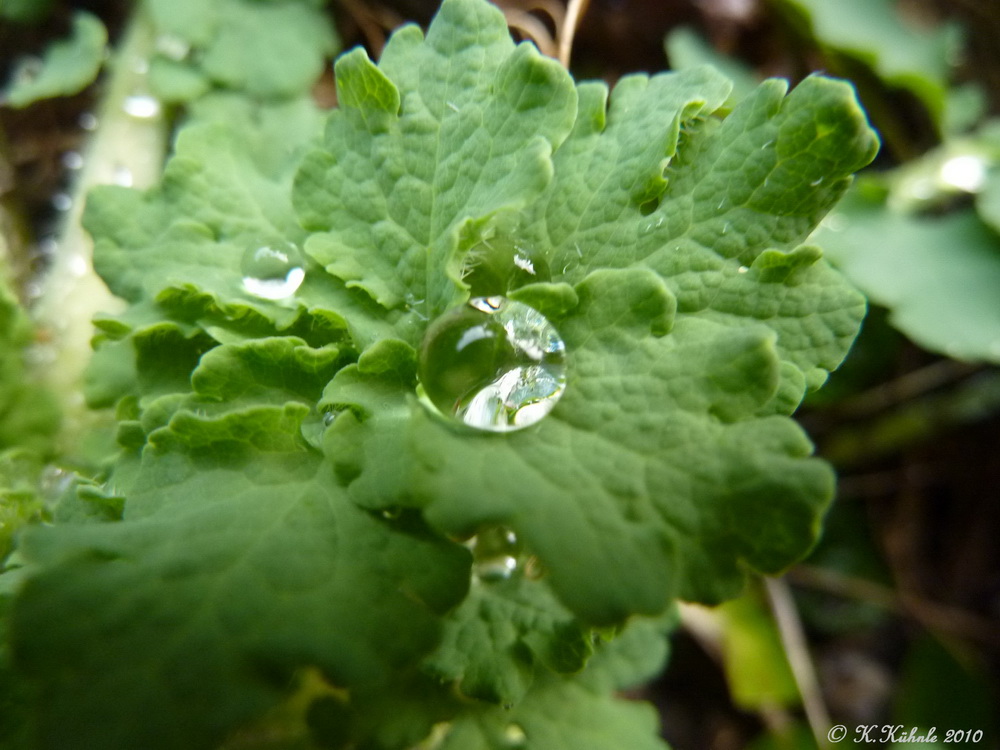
[503,8,558,58]
[787,564,1000,648]
[557,0,590,67]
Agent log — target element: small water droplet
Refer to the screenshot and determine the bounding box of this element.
[67,254,88,277]
[418,297,566,432]
[810,177,823,187]
[503,723,527,747]
[61,151,84,170]
[323,410,338,426]
[122,94,161,119]
[241,240,305,300]
[79,112,98,131]
[156,33,191,61]
[821,213,846,232]
[51,192,72,211]
[25,281,43,300]
[39,465,73,502]
[447,100,460,112]
[468,526,521,583]
[380,507,403,521]
[113,164,134,187]
[737,265,749,274]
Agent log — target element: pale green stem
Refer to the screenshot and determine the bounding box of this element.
[31,3,167,456]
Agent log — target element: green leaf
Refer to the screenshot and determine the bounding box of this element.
[772,0,961,124]
[815,177,1000,363]
[291,0,876,625]
[293,0,577,319]
[716,586,799,710]
[0,283,59,456]
[146,0,338,102]
[11,411,468,750]
[665,26,759,104]
[414,269,835,622]
[2,11,107,108]
[14,0,881,744]
[83,102,393,350]
[0,0,55,23]
[525,72,875,391]
[438,671,669,750]
[425,575,592,705]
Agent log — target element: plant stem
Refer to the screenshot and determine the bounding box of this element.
[31,3,167,458]
[764,576,832,750]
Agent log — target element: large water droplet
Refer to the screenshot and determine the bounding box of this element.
[468,526,521,583]
[241,240,305,300]
[419,297,566,432]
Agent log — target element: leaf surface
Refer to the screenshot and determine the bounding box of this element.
[2,12,106,108]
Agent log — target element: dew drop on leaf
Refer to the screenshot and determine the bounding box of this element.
[467,525,521,583]
[241,240,305,300]
[155,33,191,61]
[503,723,527,747]
[122,94,161,119]
[418,297,566,432]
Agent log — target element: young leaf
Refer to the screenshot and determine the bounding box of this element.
[2,12,107,108]
[145,0,338,103]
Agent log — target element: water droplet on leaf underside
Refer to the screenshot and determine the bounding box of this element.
[241,240,305,300]
[468,526,521,583]
[418,297,566,432]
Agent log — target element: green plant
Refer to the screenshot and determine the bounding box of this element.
[0,0,878,747]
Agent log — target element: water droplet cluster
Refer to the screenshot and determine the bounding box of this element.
[418,297,566,432]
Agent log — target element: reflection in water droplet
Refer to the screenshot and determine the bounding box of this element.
[468,526,521,583]
[503,723,527,747]
[123,94,161,119]
[419,297,566,432]
[512,254,535,274]
[241,240,305,300]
